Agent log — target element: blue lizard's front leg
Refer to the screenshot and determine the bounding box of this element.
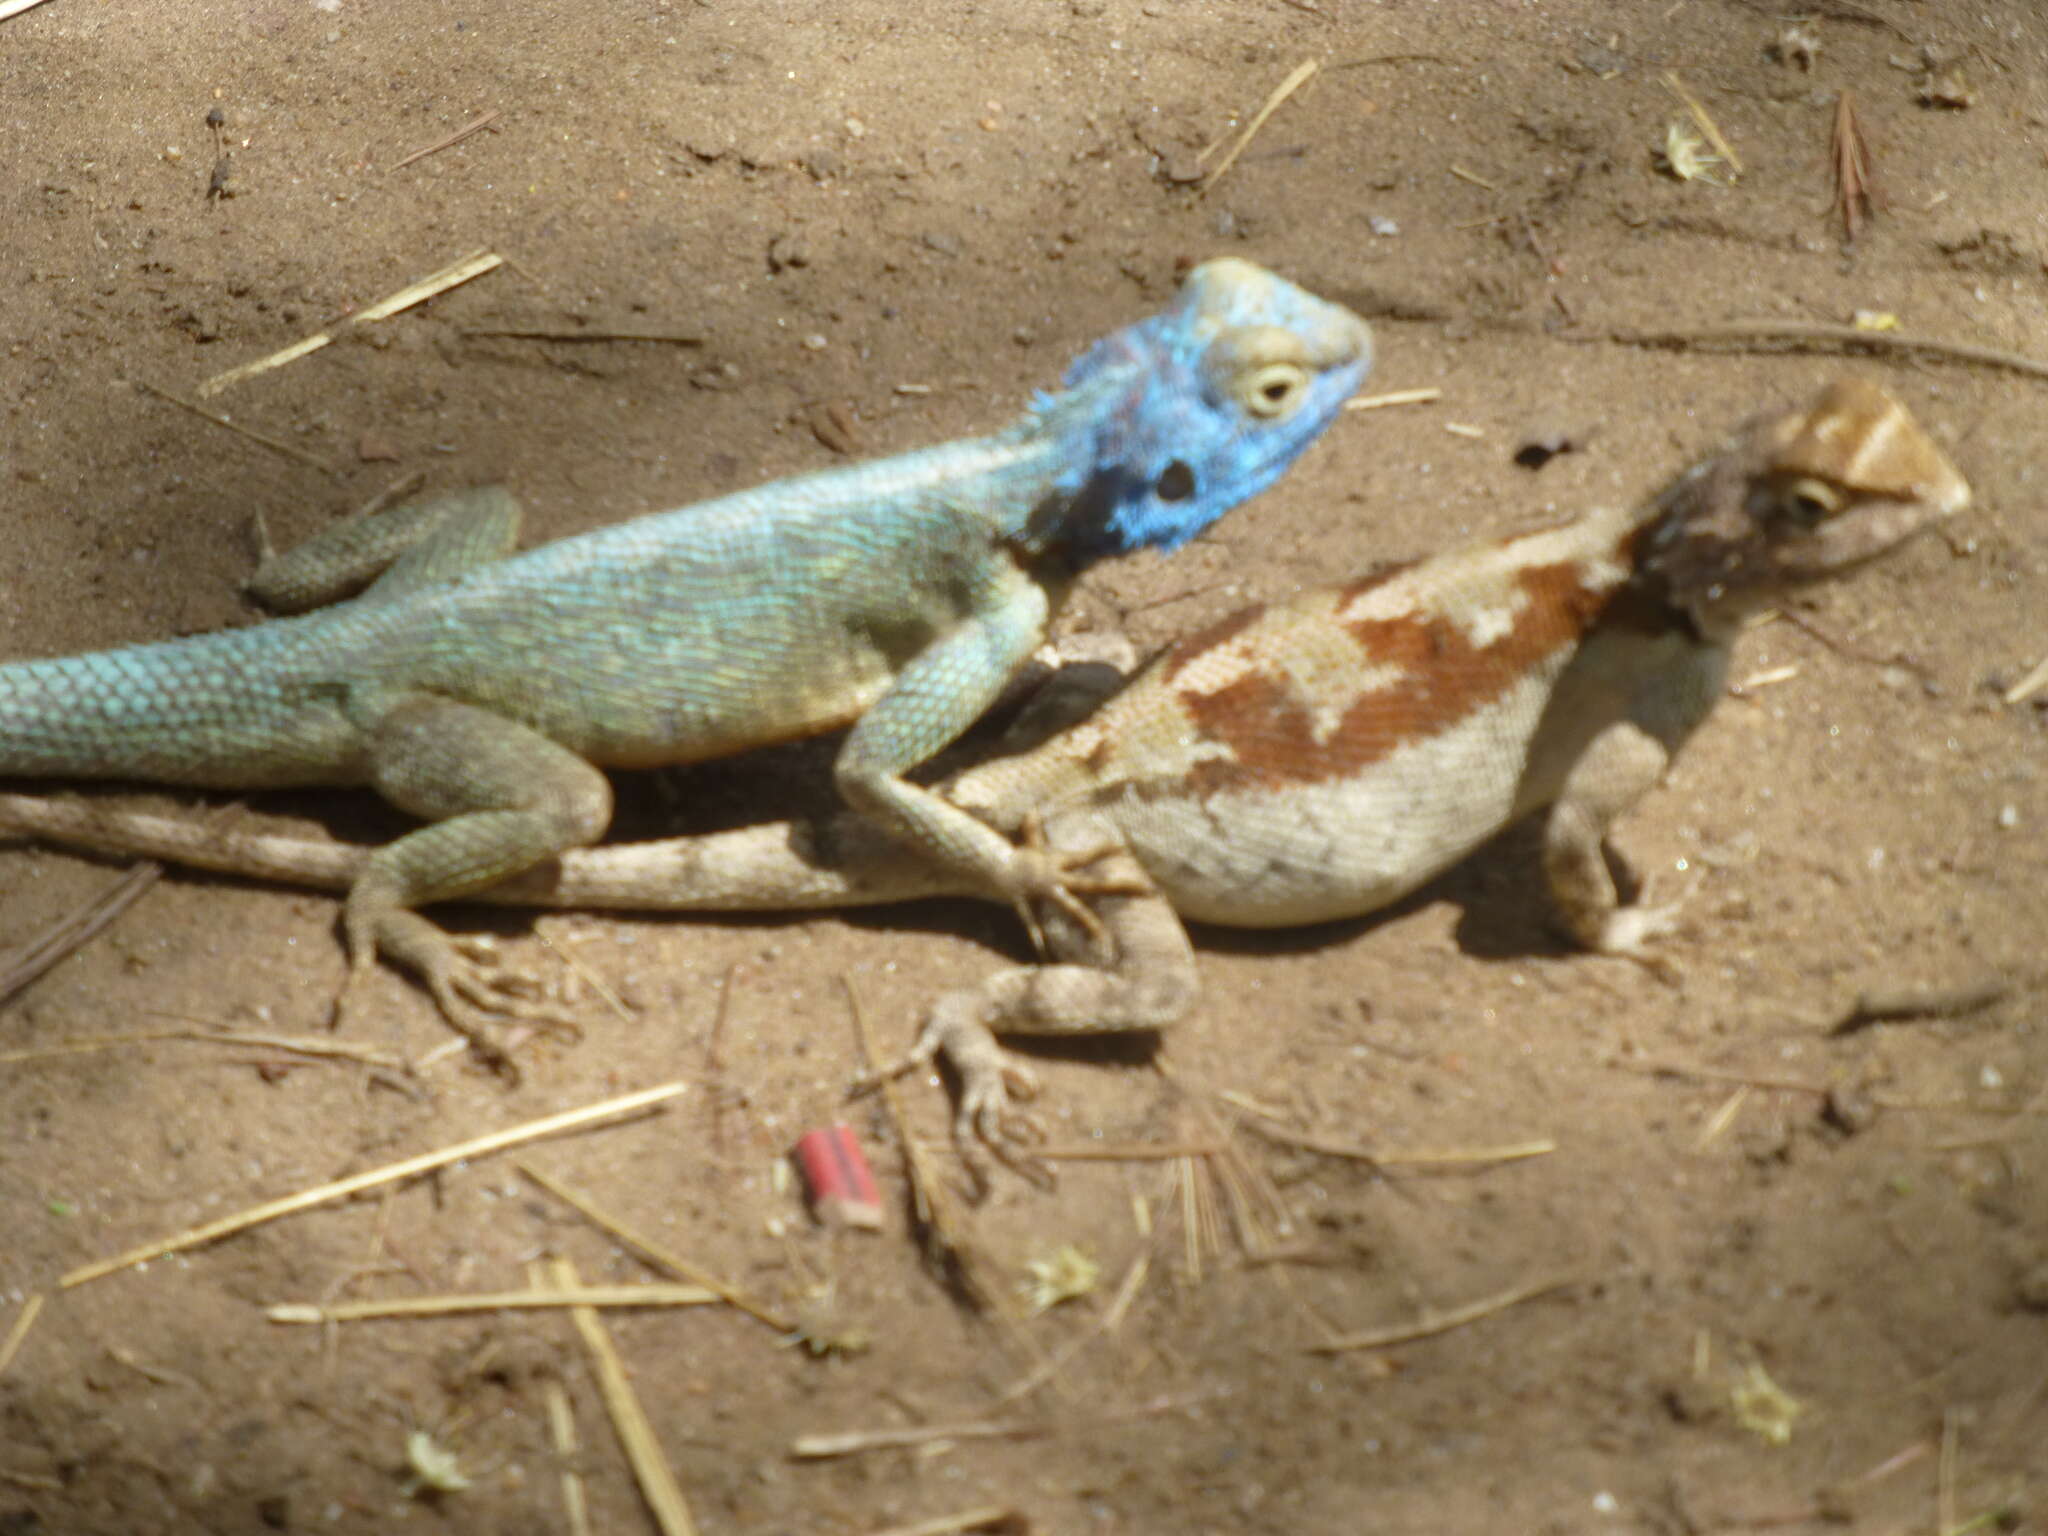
[829,555,1070,928]
[246,486,525,611]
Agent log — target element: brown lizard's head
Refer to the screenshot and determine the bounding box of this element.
[1638,378,1969,633]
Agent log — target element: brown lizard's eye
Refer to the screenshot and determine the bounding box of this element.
[1237,361,1309,419]
[1775,476,1842,528]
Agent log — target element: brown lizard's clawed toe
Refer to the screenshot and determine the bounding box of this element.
[955,1062,1053,1195]
[1592,901,1688,986]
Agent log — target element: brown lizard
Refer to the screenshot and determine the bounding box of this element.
[0,380,1968,1169]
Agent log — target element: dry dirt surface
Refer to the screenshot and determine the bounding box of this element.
[3,1,2046,1532]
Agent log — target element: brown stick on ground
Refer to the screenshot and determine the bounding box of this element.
[391,110,502,170]
[461,326,705,345]
[1563,320,2048,383]
[1832,91,1879,241]
[1827,977,2009,1036]
[517,1161,796,1333]
[0,861,163,1006]
[1312,1275,1580,1354]
[134,380,341,475]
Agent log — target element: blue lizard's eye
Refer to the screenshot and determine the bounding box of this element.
[1155,460,1196,502]
[1240,362,1308,418]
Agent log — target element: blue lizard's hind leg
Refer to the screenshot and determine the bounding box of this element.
[342,691,614,1072]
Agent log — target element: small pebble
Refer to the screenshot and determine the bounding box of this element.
[2015,1263,2048,1312]
[1370,214,1400,237]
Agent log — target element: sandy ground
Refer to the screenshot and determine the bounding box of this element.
[2,1,2046,1532]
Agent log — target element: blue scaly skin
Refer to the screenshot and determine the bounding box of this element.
[0,258,1371,1065]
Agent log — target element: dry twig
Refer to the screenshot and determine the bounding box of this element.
[2003,655,2048,706]
[199,249,503,396]
[1200,59,1319,195]
[1313,1274,1579,1353]
[793,1417,1046,1460]
[1827,977,2008,1036]
[1611,1056,1828,1097]
[267,1282,717,1325]
[1693,1086,1751,1151]
[59,1082,684,1287]
[0,860,163,1007]
[793,1387,1222,1460]
[843,976,1002,1311]
[1243,1118,1556,1170]
[1564,320,2048,382]
[0,1026,410,1072]
[462,325,706,345]
[529,1262,593,1536]
[550,1257,700,1536]
[992,1251,1150,1407]
[517,1162,794,1332]
[1663,71,1742,177]
[1033,1140,1226,1162]
[134,380,340,475]
[1345,386,1443,411]
[857,1507,1023,1536]
[0,1294,45,1379]
[391,110,502,171]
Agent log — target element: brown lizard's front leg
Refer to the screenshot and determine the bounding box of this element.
[1541,719,1685,962]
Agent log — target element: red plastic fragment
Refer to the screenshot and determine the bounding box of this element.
[794,1123,883,1231]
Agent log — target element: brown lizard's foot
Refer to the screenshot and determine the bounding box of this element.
[945,1025,1053,1194]
[1586,886,1691,986]
[853,1008,1054,1194]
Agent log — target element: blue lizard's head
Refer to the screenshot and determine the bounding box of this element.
[1036,258,1372,562]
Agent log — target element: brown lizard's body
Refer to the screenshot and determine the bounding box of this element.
[0,381,1968,1167]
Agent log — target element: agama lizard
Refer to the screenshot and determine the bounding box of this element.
[0,259,1372,1063]
[1,381,1965,1169]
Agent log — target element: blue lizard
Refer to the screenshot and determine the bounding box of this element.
[0,258,1371,1062]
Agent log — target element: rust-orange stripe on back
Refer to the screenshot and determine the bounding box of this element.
[1171,556,1616,795]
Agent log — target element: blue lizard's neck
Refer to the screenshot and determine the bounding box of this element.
[987,363,1182,569]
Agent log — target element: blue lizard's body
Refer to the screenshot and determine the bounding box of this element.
[0,258,1370,1058]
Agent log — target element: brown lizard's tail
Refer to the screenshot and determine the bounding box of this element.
[0,794,972,913]
[0,794,368,889]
